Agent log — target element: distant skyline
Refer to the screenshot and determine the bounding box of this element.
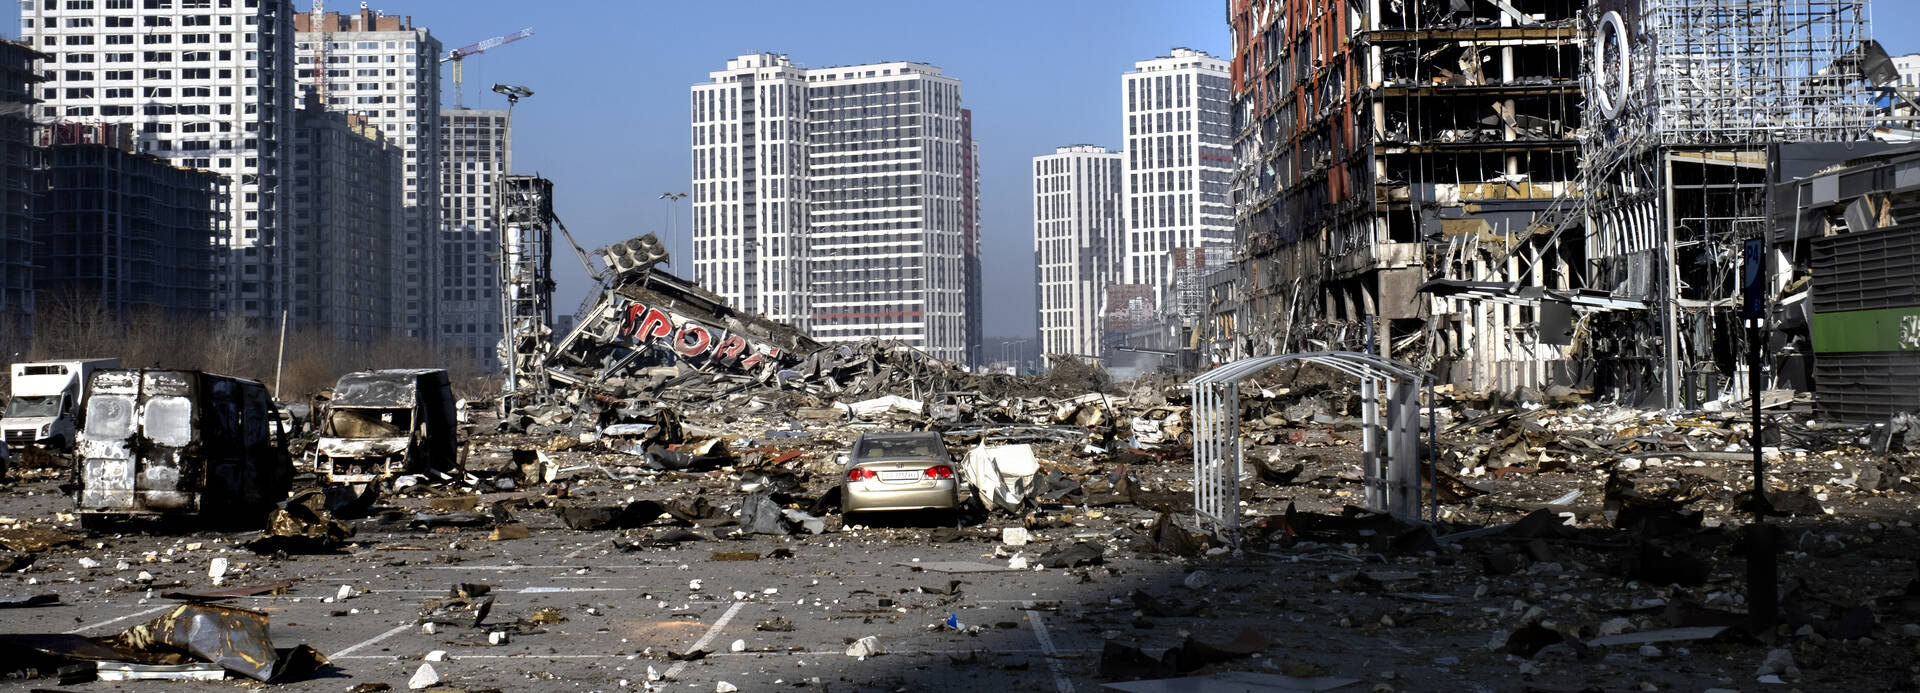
[6,0,1229,339]
[11,1,1918,339]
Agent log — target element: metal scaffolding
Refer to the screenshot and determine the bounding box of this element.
[496,175,555,411]
[1580,0,1873,405]
[1592,0,1872,148]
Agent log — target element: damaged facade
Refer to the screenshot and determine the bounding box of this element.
[1772,143,1920,422]
[0,41,38,352]
[1229,0,1880,404]
[1229,0,1585,389]
[1577,0,1873,406]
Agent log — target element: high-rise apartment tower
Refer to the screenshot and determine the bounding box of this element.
[295,6,441,339]
[1033,145,1124,363]
[1121,48,1232,311]
[691,54,975,362]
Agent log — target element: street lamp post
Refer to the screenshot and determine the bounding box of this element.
[659,192,688,273]
[491,84,533,174]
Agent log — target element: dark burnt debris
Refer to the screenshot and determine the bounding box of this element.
[4,261,1920,689]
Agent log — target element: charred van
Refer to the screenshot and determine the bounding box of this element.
[75,369,292,525]
[315,369,458,485]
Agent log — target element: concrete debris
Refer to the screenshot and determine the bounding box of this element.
[161,579,297,602]
[408,662,440,690]
[844,635,883,659]
[0,593,57,608]
[12,236,1920,691]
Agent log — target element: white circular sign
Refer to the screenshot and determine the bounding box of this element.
[1594,11,1631,120]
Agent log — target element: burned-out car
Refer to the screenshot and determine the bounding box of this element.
[75,369,293,525]
[315,369,458,485]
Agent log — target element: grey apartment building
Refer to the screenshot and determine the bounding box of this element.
[21,0,297,326]
[438,107,508,366]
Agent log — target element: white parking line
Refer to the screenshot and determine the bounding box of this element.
[333,622,415,658]
[563,537,613,560]
[663,601,747,681]
[1024,605,1076,693]
[331,647,1101,661]
[63,604,172,634]
[417,564,668,571]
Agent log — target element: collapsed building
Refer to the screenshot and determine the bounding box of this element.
[1227,0,1884,406]
[1228,0,1586,387]
[1573,0,1875,406]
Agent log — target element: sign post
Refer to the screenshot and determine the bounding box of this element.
[1742,237,1778,632]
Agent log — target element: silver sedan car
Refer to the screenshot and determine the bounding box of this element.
[841,431,959,515]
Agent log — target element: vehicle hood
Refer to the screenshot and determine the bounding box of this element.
[318,436,411,457]
[0,416,56,429]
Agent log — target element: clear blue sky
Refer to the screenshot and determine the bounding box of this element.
[7,0,1229,339]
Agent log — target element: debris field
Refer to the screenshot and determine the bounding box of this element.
[3,357,1920,692]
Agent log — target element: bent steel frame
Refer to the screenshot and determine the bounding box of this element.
[1189,351,1432,544]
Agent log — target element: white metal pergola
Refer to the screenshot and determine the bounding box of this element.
[1188,351,1434,545]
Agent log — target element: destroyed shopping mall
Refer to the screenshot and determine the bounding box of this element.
[6,1,1920,692]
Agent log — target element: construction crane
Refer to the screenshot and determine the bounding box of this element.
[308,0,329,103]
[442,28,533,109]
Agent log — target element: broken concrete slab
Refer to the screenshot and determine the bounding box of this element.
[1586,626,1729,648]
[161,580,298,602]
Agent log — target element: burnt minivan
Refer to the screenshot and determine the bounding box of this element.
[75,369,293,525]
[315,369,458,485]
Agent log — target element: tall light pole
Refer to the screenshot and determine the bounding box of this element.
[659,192,688,273]
[492,84,533,173]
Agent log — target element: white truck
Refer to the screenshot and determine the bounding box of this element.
[3,358,121,452]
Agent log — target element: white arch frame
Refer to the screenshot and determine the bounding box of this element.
[1188,351,1434,544]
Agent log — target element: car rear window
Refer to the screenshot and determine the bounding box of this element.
[857,437,941,459]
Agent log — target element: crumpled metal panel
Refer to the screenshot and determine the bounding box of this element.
[113,604,329,683]
[333,370,437,408]
[317,436,409,458]
[80,449,136,510]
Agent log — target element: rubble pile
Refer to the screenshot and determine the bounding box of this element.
[7,326,1920,689]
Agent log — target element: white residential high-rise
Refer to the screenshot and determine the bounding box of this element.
[295,6,441,340]
[691,53,810,330]
[1121,47,1232,311]
[1033,145,1123,362]
[691,54,974,362]
[438,107,508,366]
[21,0,297,325]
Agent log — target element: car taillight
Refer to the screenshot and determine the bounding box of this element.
[847,468,877,481]
[924,465,953,479]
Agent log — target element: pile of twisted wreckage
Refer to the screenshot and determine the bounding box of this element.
[5,236,1920,689]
